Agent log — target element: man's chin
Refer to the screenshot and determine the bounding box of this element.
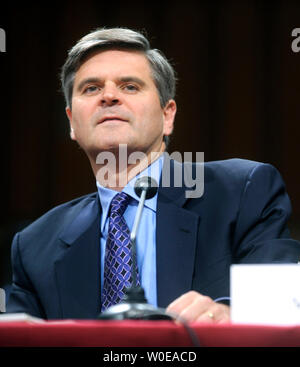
[87,141,129,157]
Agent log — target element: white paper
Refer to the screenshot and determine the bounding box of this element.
[0,313,45,322]
[230,264,300,325]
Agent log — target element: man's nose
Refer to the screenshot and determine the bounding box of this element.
[100,84,121,106]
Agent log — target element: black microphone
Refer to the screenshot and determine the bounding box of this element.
[98,176,173,320]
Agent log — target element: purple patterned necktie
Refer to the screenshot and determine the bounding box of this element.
[101,192,140,311]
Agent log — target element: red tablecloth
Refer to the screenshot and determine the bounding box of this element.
[0,320,300,347]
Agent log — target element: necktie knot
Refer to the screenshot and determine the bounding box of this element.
[110,192,130,216]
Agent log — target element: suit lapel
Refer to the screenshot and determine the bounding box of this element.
[156,158,201,308]
[55,195,101,319]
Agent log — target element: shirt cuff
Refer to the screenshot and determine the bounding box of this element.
[213,296,231,306]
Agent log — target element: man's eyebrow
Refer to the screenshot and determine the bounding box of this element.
[119,76,146,86]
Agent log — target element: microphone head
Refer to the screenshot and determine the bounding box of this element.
[134,176,158,199]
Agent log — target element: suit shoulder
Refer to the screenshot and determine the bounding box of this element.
[204,158,276,180]
[170,157,279,189]
[19,192,98,237]
[205,158,260,172]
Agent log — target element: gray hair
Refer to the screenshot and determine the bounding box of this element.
[60,27,177,110]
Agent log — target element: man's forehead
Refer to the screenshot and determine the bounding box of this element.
[74,49,154,86]
[78,48,150,72]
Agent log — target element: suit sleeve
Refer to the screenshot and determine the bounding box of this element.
[6,233,46,318]
[233,163,300,263]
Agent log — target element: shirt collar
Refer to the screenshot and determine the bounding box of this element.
[96,154,164,221]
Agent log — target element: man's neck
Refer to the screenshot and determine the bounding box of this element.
[91,145,165,191]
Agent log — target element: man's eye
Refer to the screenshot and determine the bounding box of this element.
[83,85,99,93]
[123,84,139,91]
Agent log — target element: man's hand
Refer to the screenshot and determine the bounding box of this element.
[166,291,230,323]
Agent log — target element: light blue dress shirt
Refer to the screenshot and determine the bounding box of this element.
[97,155,164,307]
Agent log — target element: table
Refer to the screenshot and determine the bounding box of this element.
[0,320,300,347]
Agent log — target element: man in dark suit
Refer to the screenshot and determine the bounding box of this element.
[7,28,300,322]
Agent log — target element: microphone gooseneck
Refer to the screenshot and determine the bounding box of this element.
[130,176,158,288]
[98,176,173,320]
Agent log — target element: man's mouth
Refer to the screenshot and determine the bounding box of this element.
[98,116,127,124]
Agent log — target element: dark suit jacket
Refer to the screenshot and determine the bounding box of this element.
[7,158,300,319]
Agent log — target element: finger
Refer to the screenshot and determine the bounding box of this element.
[167,292,214,322]
[195,303,230,323]
[179,295,214,322]
[166,291,205,314]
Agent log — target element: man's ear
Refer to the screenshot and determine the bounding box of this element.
[65,106,76,140]
[163,99,176,137]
